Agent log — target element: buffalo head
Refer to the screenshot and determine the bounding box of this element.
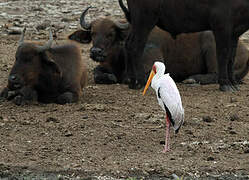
[8,28,61,91]
[69,6,129,62]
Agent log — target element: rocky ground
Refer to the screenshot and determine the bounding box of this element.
[0,0,249,180]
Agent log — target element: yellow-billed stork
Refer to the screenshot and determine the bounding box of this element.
[143,61,184,152]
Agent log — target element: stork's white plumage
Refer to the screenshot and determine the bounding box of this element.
[143,61,184,152]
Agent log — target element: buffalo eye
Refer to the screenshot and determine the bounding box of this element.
[106,32,115,39]
[91,32,96,37]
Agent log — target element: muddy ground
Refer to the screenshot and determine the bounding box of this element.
[0,0,249,180]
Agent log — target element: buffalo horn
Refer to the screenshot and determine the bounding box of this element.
[37,28,53,52]
[18,27,26,46]
[80,6,92,30]
[115,21,129,30]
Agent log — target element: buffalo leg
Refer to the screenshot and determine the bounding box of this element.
[124,8,157,89]
[125,31,150,89]
[214,31,237,92]
[228,37,239,89]
[13,86,38,105]
[183,73,218,84]
[0,87,8,99]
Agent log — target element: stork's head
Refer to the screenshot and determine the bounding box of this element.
[142,61,165,95]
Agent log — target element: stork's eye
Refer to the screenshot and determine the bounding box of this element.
[152,65,157,73]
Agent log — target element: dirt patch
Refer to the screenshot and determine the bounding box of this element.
[1,34,249,179]
[0,0,249,179]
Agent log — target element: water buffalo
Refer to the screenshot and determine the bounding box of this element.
[68,7,130,84]
[120,0,249,91]
[69,8,249,86]
[0,28,87,105]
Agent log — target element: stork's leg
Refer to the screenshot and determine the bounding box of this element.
[163,114,171,153]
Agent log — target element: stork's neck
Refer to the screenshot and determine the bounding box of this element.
[151,64,165,90]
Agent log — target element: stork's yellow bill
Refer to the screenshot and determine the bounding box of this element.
[143,68,155,96]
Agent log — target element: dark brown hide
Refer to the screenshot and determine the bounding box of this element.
[69,16,129,84]
[69,17,249,85]
[121,0,249,91]
[155,30,249,84]
[1,39,87,105]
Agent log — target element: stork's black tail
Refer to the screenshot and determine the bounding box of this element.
[118,0,131,23]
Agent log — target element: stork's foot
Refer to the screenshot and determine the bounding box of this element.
[162,147,170,153]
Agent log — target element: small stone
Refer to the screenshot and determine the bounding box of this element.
[22,121,31,125]
[46,117,59,123]
[184,129,193,135]
[0,123,5,127]
[244,149,249,154]
[65,131,73,137]
[61,18,73,22]
[82,115,88,119]
[229,114,239,121]
[7,26,22,35]
[229,130,237,135]
[32,7,44,12]
[207,156,215,161]
[202,116,213,123]
[56,148,63,152]
[36,20,51,31]
[230,97,237,103]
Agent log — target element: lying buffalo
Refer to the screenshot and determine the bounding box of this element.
[0,28,87,105]
[69,7,249,85]
[121,0,249,91]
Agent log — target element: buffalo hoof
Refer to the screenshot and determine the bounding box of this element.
[0,87,9,99]
[182,78,197,84]
[8,90,20,100]
[0,88,19,100]
[57,92,75,104]
[107,74,118,83]
[232,84,239,91]
[219,84,237,92]
[13,95,24,106]
[122,77,131,84]
[94,73,118,84]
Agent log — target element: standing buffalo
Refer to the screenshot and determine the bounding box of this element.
[0,28,87,105]
[120,0,249,91]
[69,7,249,85]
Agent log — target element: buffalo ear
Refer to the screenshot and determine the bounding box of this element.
[68,30,92,44]
[41,53,62,77]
